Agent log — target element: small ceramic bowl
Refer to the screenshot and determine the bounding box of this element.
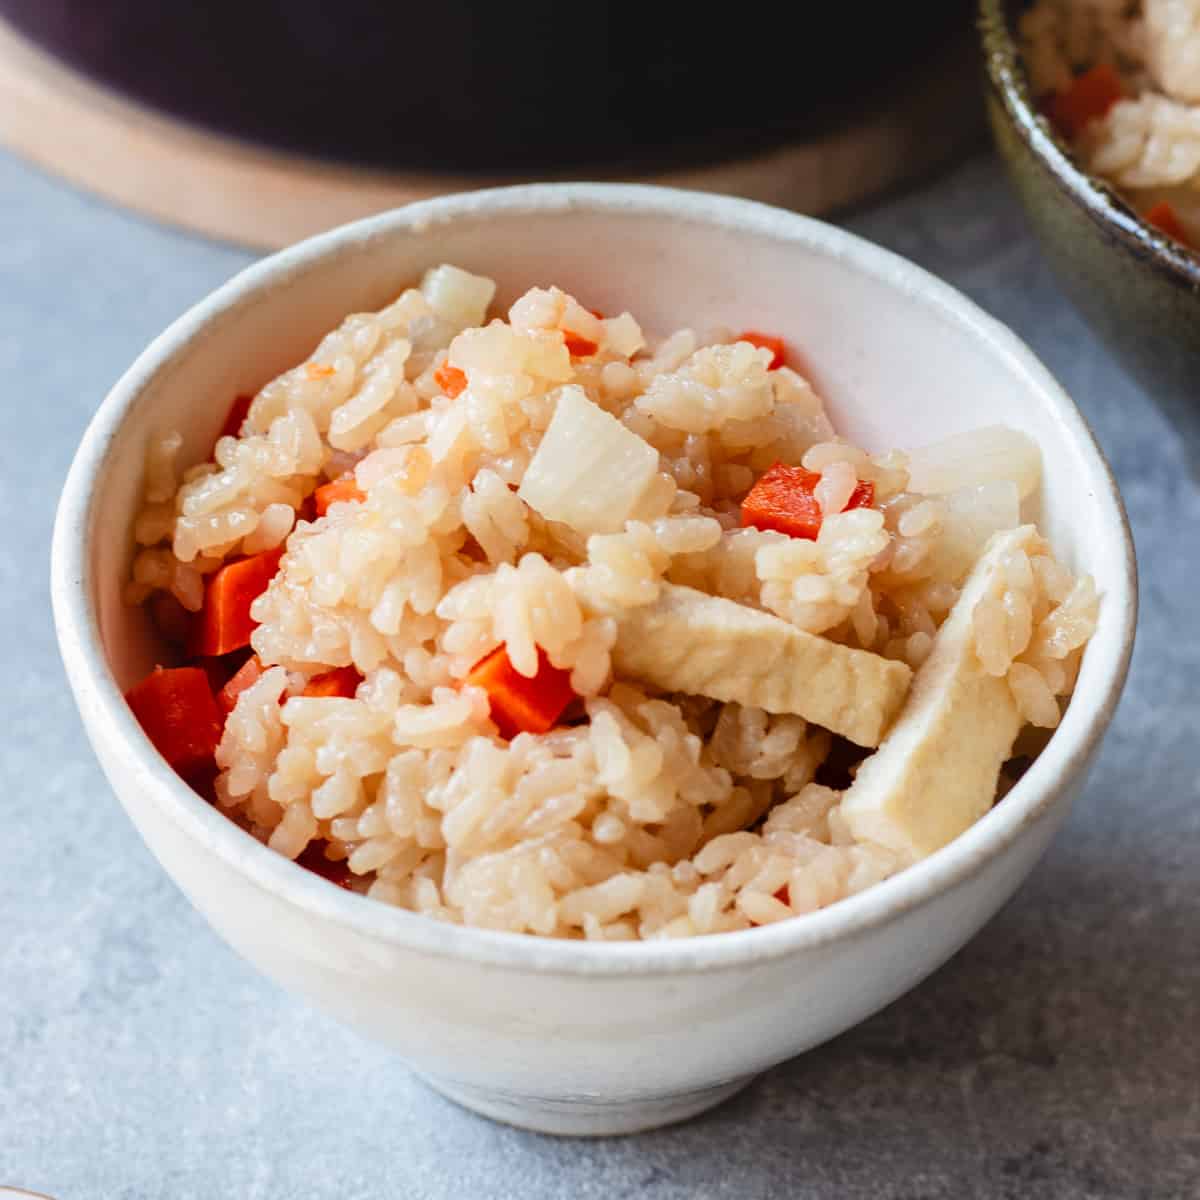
[980,0,1200,451]
[51,184,1136,1137]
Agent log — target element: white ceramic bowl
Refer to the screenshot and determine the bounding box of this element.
[51,185,1136,1137]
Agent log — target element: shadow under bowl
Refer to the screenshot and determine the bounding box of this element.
[979,0,1200,468]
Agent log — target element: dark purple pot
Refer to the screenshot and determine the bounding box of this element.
[1,1,968,173]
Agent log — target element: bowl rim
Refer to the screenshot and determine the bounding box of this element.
[51,181,1137,977]
[978,0,1200,287]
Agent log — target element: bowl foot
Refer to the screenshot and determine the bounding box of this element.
[415,1071,757,1137]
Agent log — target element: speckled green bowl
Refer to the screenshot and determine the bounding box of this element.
[980,0,1200,435]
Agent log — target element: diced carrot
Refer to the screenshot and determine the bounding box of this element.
[195,546,284,657]
[465,645,578,739]
[313,477,366,518]
[219,393,253,442]
[562,331,599,357]
[1143,200,1193,248]
[1046,63,1123,139]
[843,480,876,514]
[125,666,223,774]
[306,361,335,380]
[196,651,239,698]
[301,665,363,699]
[296,493,318,524]
[296,841,355,889]
[434,362,468,398]
[218,654,265,715]
[738,331,787,370]
[180,760,220,805]
[741,462,875,541]
[460,533,487,562]
[743,464,823,539]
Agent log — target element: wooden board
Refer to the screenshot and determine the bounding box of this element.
[0,17,983,251]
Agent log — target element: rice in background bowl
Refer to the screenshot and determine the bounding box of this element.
[52,186,1134,1134]
[1021,0,1200,248]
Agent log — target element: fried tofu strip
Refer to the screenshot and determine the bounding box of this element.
[839,526,1038,864]
[603,582,912,748]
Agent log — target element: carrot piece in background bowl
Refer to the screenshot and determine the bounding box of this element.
[741,462,874,540]
[125,666,222,774]
[465,645,577,739]
[1143,200,1193,249]
[1046,62,1123,139]
[738,331,787,370]
[195,546,284,657]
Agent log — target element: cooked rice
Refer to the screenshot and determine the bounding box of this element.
[1022,0,1200,238]
[127,266,1097,939]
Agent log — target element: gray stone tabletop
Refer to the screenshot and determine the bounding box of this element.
[1,146,1196,1200]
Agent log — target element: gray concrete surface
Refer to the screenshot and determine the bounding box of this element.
[1,148,1196,1200]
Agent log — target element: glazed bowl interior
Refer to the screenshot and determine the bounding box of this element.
[55,184,1135,974]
